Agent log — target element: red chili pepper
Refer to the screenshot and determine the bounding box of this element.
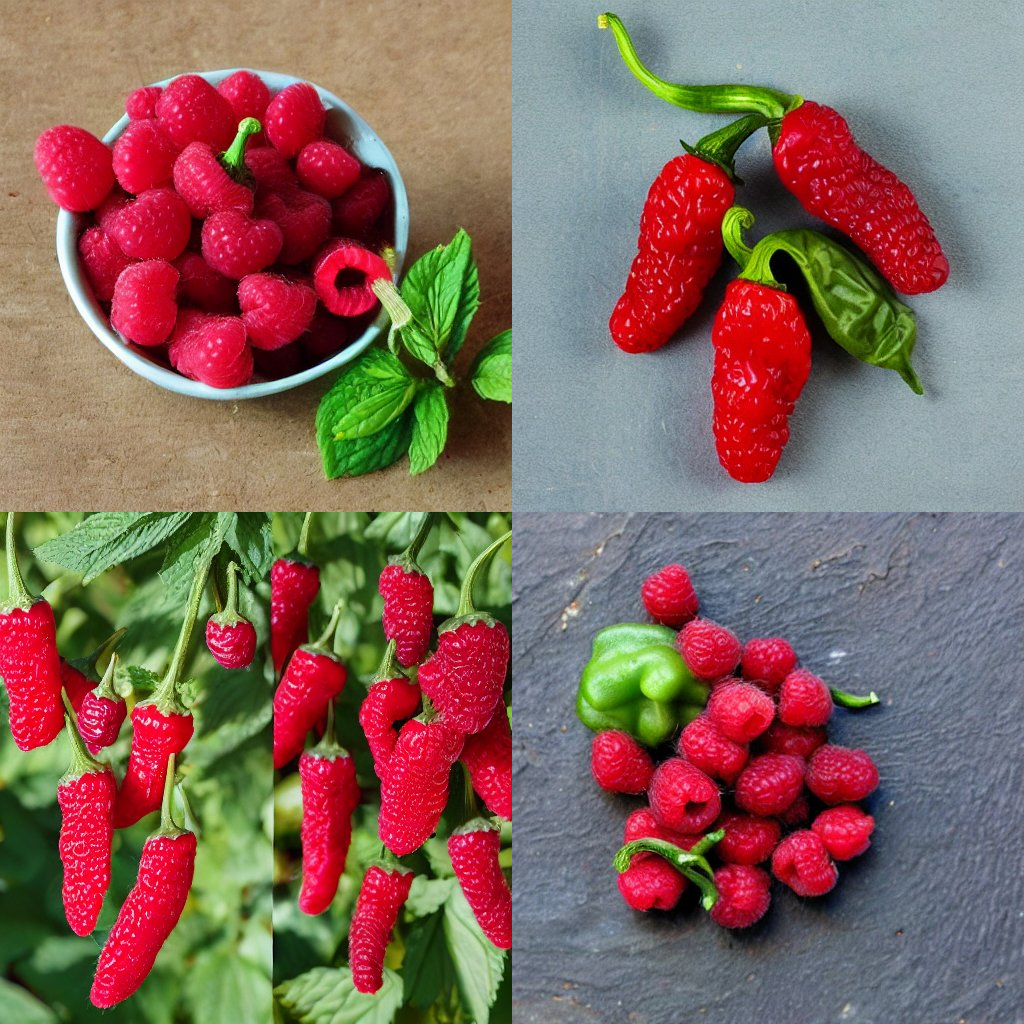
[459,702,512,821]
[205,561,257,669]
[359,651,422,780]
[379,564,433,668]
[448,821,511,950]
[273,603,346,769]
[60,628,128,719]
[270,557,321,673]
[77,652,127,756]
[348,865,414,995]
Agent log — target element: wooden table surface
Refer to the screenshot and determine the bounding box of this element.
[0,0,510,508]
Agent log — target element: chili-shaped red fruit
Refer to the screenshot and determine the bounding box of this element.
[379,563,434,668]
[448,821,511,949]
[77,652,127,755]
[359,674,422,780]
[348,865,414,995]
[460,702,512,820]
[270,557,320,673]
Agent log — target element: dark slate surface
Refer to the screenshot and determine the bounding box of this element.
[512,514,1024,1024]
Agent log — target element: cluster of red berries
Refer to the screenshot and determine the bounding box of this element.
[34,72,395,388]
[590,563,880,929]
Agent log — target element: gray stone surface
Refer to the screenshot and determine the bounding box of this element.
[512,514,1024,1023]
[511,0,1024,509]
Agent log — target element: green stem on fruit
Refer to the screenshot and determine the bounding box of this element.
[312,600,345,651]
[63,710,102,778]
[156,753,185,837]
[94,652,120,701]
[298,513,314,558]
[372,639,399,683]
[221,561,241,618]
[3,513,33,612]
[372,278,412,331]
[154,553,214,708]
[455,530,512,619]
[613,835,722,911]
[220,118,262,180]
[831,687,880,709]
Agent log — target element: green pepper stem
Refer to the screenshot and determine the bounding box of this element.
[455,530,512,618]
[94,652,119,701]
[598,13,800,120]
[687,115,767,180]
[222,561,240,618]
[157,753,185,837]
[831,687,880,709]
[63,711,101,778]
[613,835,722,910]
[298,513,314,558]
[721,206,757,272]
[372,639,399,683]
[313,600,345,651]
[3,513,33,612]
[220,118,262,179]
[155,553,214,706]
[401,512,440,565]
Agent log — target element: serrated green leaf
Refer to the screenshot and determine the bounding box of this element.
[406,876,455,918]
[401,911,450,1010]
[443,886,507,1024]
[274,965,402,1024]
[317,397,412,480]
[445,252,480,364]
[408,384,449,476]
[159,514,234,599]
[332,379,418,441]
[186,945,272,1024]
[225,514,274,584]
[471,329,511,404]
[120,664,160,698]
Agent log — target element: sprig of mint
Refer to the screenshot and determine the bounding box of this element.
[315,229,510,479]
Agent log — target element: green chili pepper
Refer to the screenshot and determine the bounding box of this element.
[722,206,922,394]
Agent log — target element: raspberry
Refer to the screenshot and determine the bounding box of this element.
[296,140,362,199]
[771,830,838,897]
[777,792,812,828]
[312,238,390,317]
[734,754,804,817]
[678,618,741,680]
[331,171,392,240]
[238,273,317,350]
[78,227,135,302]
[264,82,326,157]
[617,855,687,912]
[217,71,271,142]
[110,260,179,347]
[168,310,253,388]
[125,86,162,120]
[172,143,254,218]
[254,189,331,264]
[34,125,114,211]
[640,564,699,627]
[706,681,775,743]
[806,745,879,804]
[245,147,298,194]
[778,669,833,727]
[678,714,747,784]
[709,864,771,929]
[111,120,180,195]
[173,252,238,313]
[201,210,283,280]
[648,758,721,834]
[812,805,875,860]
[741,637,798,692]
[156,74,236,150]
[759,721,827,760]
[715,811,781,865]
[590,730,654,794]
[302,311,355,362]
[623,808,700,847]
[254,343,305,380]
[98,187,191,261]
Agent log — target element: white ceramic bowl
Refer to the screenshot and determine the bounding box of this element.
[55,69,409,401]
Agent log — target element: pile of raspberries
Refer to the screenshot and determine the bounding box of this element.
[590,563,880,930]
[34,72,394,388]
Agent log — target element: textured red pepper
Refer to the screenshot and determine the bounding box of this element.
[61,659,95,716]
[460,703,512,820]
[448,825,511,949]
[348,866,414,994]
[379,563,434,667]
[272,646,347,769]
[205,617,257,669]
[77,690,127,755]
[358,676,422,779]
[270,558,320,672]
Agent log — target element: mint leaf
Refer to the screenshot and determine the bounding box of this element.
[225,513,273,584]
[159,513,234,598]
[406,876,455,918]
[317,349,416,442]
[317,405,412,480]
[402,911,452,1010]
[274,965,402,1024]
[443,886,507,1023]
[408,383,449,475]
[471,329,511,403]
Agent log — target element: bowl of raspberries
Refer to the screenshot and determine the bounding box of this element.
[36,69,408,399]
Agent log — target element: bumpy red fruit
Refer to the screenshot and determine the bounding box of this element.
[173,252,237,313]
[311,238,389,316]
[112,120,180,195]
[126,87,162,120]
[771,829,838,897]
[34,125,114,211]
[678,714,748,784]
[348,866,414,995]
[77,662,127,754]
[759,721,827,761]
[331,171,392,239]
[264,82,326,158]
[272,645,347,769]
[806,745,879,804]
[156,74,235,150]
[617,855,687,911]
[238,273,317,350]
[812,805,875,860]
[778,793,812,828]
[734,753,805,817]
[360,676,422,779]
[623,808,699,847]
[707,681,775,743]
[715,811,781,866]
[270,558,320,672]
[90,830,197,1007]
[99,188,191,261]
[173,142,254,218]
[111,260,179,346]
[79,227,136,302]
[296,140,362,198]
[448,823,511,949]
[254,188,332,264]
[205,617,257,669]
[710,864,771,929]
[460,703,512,820]
[302,311,355,361]
[778,668,833,727]
[61,660,95,715]
[741,637,798,692]
[379,563,434,668]
[245,146,298,194]
[648,757,721,834]
[640,564,699,627]
[591,730,653,794]
[678,618,742,680]
[201,209,283,279]
[217,71,271,137]
[168,311,253,389]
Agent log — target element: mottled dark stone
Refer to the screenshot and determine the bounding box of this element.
[512,514,1024,1024]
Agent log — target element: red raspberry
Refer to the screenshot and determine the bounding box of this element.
[125,86,162,120]
[678,618,741,680]
[812,805,875,860]
[771,830,838,897]
[590,730,654,794]
[640,564,699,627]
[205,617,258,670]
[78,227,135,302]
[312,239,390,317]
[741,637,798,692]
[301,312,356,362]
[245,147,299,194]
[111,120,180,195]
[264,82,326,158]
[156,74,236,150]
[716,811,781,865]
[98,188,191,261]
[173,252,238,313]
[778,669,833,727]
[34,125,114,211]
[734,754,805,817]
[254,188,331,264]
[759,721,827,760]
[331,171,392,240]
[623,808,700,847]
[254,343,305,380]
[648,758,721,834]
[110,260,179,347]
[172,142,254,218]
[238,273,317,350]
[678,714,747,784]
[201,210,283,280]
[706,681,775,743]
[777,792,812,828]
[617,855,686,912]
[806,745,879,804]
[217,71,271,142]
[709,864,771,929]
[296,140,362,199]
[168,310,253,389]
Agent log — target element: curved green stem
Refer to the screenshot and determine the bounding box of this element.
[297,513,314,559]
[63,711,101,777]
[155,554,214,706]
[831,687,880,709]
[222,561,240,618]
[313,600,345,651]
[686,115,767,181]
[372,278,412,331]
[455,530,512,618]
[721,206,757,271]
[157,753,184,836]
[220,118,262,179]
[613,834,723,911]
[373,639,399,683]
[3,513,33,612]
[94,652,119,701]
[404,513,439,564]
[598,13,801,120]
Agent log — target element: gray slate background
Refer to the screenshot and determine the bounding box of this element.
[512,514,1024,1024]
[511,0,1024,509]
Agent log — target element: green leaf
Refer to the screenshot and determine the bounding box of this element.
[274,965,402,1024]
[407,384,449,476]
[316,397,413,480]
[0,978,58,1024]
[186,946,272,1024]
[318,349,416,442]
[401,911,451,1010]
[443,886,507,1024]
[471,329,511,403]
[158,513,234,599]
[406,876,455,918]
[225,514,274,585]
[33,513,192,583]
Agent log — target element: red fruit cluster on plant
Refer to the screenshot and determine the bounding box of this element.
[34,71,396,388]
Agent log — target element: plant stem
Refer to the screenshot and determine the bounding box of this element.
[156,554,215,703]
[3,513,32,611]
[455,530,512,618]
